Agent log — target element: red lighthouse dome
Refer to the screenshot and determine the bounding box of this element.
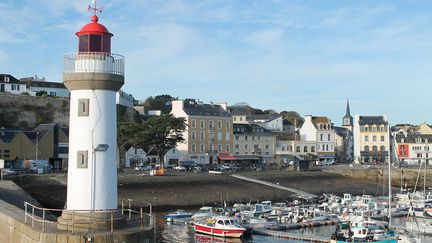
[76,15,113,53]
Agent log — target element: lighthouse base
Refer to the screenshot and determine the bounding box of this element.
[57,210,126,232]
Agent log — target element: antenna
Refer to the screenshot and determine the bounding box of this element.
[88,0,103,16]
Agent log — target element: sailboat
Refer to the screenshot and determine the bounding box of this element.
[404,161,432,235]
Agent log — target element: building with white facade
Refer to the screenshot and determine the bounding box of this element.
[0,74,26,94]
[353,115,390,164]
[393,129,432,165]
[299,115,336,163]
[171,100,233,164]
[125,147,147,168]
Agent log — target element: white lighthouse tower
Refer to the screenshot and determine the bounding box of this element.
[59,2,124,230]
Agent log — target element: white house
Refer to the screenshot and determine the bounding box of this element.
[299,115,336,163]
[116,90,135,107]
[163,148,184,167]
[0,74,26,94]
[125,147,147,168]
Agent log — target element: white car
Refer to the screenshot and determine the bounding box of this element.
[173,165,186,171]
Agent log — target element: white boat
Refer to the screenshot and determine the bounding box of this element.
[192,206,215,221]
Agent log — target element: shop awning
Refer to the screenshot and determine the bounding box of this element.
[218,155,236,161]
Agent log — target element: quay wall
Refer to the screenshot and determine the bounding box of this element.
[327,167,432,188]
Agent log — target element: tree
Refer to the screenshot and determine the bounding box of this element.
[142,94,177,114]
[139,115,186,166]
[117,115,186,167]
[36,90,48,96]
[280,111,304,127]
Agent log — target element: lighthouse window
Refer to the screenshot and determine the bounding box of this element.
[79,34,89,52]
[103,36,111,53]
[77,151,88,168]
[89,35,102,52]
[78,99,89,116]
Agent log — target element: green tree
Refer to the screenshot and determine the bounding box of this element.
[142,94,176,114]
[139,115,186,166]
[280,111,304,127]
[35,90,48,96]
[117,115,186,167]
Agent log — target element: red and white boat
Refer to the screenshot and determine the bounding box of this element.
[193,216,247,238]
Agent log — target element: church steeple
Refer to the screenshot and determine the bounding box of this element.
[343,99,353,127]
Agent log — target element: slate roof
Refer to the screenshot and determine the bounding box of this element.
[0,74,21,84]
[358,116,388,126]
[183,102,230,117]
[24,80,66,89]
[0,129,19,143]
[233,124,273,135]
[334,126,351,137]
[247,114,278,122]
[395,134,432,144]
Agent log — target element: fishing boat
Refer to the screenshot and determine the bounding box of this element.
[163,209,193,221]
[193,216,247,238]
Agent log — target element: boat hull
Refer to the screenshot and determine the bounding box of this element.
[194,223,246,238]
[330,239,398,243]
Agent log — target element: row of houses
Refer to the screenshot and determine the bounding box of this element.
[164,99,431,167]
[0,74,135,107]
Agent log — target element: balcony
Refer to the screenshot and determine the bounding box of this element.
[63,52,124,75]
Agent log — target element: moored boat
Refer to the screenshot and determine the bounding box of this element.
[164,209,193,221]
[194,216,247,238]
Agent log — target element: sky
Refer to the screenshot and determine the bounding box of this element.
[1,0,431,125]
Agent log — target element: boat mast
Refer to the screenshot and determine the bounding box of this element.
[388,150,392,228]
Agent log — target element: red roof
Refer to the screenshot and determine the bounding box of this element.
[76,15,113,37]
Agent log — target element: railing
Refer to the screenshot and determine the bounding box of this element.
[24,200,153,234]
[63,52,125,75]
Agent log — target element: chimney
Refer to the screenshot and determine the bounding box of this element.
[171,100,184,112]
[217,102,228,111]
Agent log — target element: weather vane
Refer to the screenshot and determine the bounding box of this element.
[88,0,103,16]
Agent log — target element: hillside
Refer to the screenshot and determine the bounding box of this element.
[0,93,140,129]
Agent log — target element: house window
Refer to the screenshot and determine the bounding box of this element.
[226,122,230,130]
[191,144,196,152]
[49,91,56,96]
[191,119,196,128]
[245,144,248,149]
[235,144,240,149]
[200,144,205,152]
[77,151,88,168]
[326,144,329,151]
[311,146,315,152]
[218,121,222,129]
[191,132,196,140]
[373,136,377,142]
[4,76,9,82]
[320,134,323,141]
[328,134,331,141]
[11,84,16,90]
[245,136,248,141]
[200,132,205,141]
[304,146,308,152]
[365,136,369,142]
[218,144,222,152]
[17,85,20,91]
[381,136,385,142]
[209,120,214,129]
[265,144,270,149]
[226,144,230,152]
[209,144,214,152]
[235,136,239,140]
[200,120,205,128]
[296,146,300,152]
[78,99,90,116]
[365,126,368,132]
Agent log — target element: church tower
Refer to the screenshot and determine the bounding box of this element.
[342,99,353,131]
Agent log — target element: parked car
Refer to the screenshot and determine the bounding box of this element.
[192,166,202,173]
[173,165,187,171]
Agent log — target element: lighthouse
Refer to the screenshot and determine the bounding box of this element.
[62,4,123,214]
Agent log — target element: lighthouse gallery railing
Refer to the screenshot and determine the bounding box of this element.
[63,52,125,76]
